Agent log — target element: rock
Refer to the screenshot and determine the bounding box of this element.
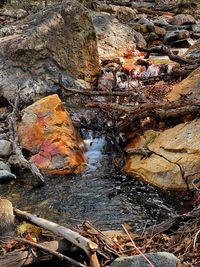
[128,22,148,34]
[192,23,200,33]
[178,29,190,39]
[171,38,194,48]
[110,252,179,267]
[169,14,196,25]
[0,161,11,172]
[184,39,200,60]
[17,94,86,174]
[138,17,154,26]
[0,198,15,238]
[112,6,137,23]
[92,12,146,57]
[0,1,100,102]
[166,67,200,101]
[164,31,179,44]
[154,17,170,27]
[132,2,155,8]
[124,119,200,190]
[154,25,166,36]
[0,170,16,182]
[0,140,12,156]
[0,8,28,19]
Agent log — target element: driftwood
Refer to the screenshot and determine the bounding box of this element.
[0,239,70,267]
[14,208,100,267]
[8,87,45,186]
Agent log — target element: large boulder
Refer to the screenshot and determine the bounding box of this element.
[0,1,100,102]
[91,12,146,58]
[166,66,200,101]
[17,94,86,174]
[124,120,200,190]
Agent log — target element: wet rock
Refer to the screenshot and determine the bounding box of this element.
[92,12,146,57]
[0,170,16,182]
[0,140,12,156]
[0,1,100,102]
[166,67,200,101]
[184,38,200,60]
[169,14,196,25]
[124,119,200,190]
[0,161,11,172]
[0,198,15,238]
[110,252,179,267]
[18,94,86,174]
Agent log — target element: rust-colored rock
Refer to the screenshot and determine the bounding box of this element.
[18,94,86,174]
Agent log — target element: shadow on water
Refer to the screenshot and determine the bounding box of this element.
[0,130,186,231]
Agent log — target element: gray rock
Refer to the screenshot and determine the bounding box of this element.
[138,18,153,26]
[192,24,200,33]
[169,14,196,25]
[110,252,179,267]
[0,161,11,172]
[0,170,16,181]
[92,12,146,57]
[154,17,169,27]
[132,2,155,8]
[0,1,100,102]
[0,140,12,156]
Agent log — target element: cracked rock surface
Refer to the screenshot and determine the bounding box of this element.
[124,120,200,190]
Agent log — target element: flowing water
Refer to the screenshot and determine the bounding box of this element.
[0,129,185,231]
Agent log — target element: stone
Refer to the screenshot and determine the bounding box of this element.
[171,38,194,48]
[124,120,200,190]
[154,25,166,36]
[154,17,169,27]
[138,17,154,26]
[169,14,196,25]
[0,140,12,156]
[166,67,200,101]
[0,1,100,102]
[0,8,28,19]
[192,24,200,33]
[178,29,190,39]
[92,12,146,58]
[132,2,155,8]
[0,198,15,238]
[17,94,86,174]
[184,39,200,60]
[110,252,179,267]
[0,161,11,172]
[163,31,179,44]
[0,170,16,182]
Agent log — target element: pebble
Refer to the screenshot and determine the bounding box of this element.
[0,140,12,156]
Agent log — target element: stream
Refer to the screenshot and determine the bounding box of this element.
[0,128,186,231]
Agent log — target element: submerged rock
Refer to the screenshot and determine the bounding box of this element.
[0,1,99,102]
[124,120,200,190]
[92,12,146,57]
[110,252,179,267]
[18,94,86,174]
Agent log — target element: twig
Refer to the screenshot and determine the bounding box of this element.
[14,208,100,267]
[122,224,155,267]
[49,78,137,97]
[15,238,87,267]
[8,87,45,186]
[193,229,200,250]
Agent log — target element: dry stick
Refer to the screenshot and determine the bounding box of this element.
[49,78,137,97]
[15,238,87,267]
[14,208,100,267]
[8,87,45,186]
[122,224,155,267]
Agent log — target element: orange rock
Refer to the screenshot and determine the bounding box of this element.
[18,94,86,174]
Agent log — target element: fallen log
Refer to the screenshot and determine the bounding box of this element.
[14,208,100,267]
